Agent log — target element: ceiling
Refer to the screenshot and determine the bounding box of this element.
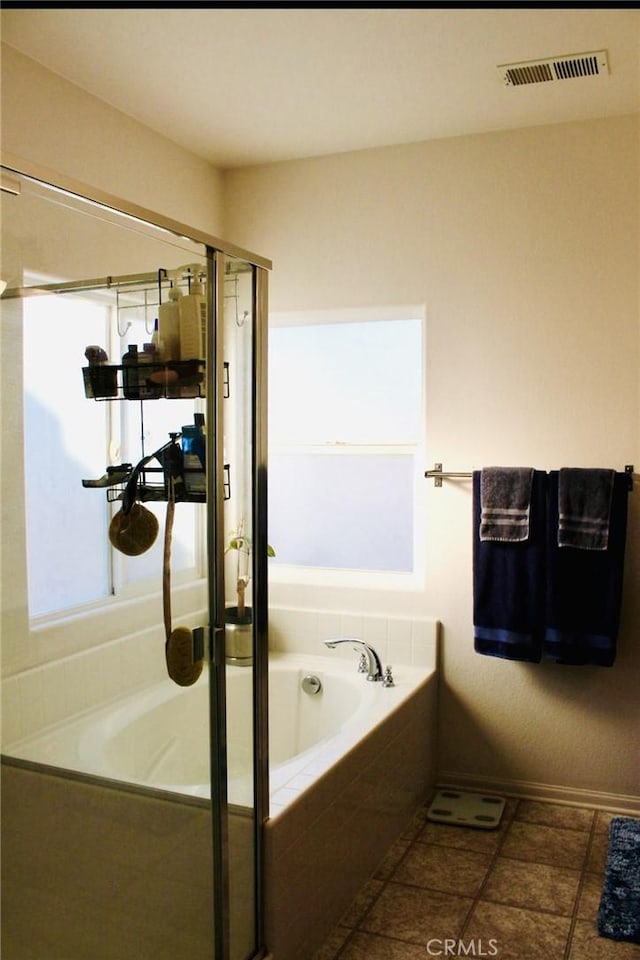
[2,7,639,169]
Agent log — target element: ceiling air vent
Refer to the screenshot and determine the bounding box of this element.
[498,50,609,87]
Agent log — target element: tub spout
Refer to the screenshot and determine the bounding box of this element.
[324,638,383,682]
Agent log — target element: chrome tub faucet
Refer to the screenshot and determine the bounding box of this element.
[324,638,383,682]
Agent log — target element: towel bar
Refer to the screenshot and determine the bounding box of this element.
[425,463,636,490]
[424,463,472,487]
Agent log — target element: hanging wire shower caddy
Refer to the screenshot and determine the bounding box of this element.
[80,266,232,505]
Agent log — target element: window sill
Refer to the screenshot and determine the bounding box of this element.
[269,564,424,594]
[28,577,208,665]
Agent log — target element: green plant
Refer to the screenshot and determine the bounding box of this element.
[225,516,275,618]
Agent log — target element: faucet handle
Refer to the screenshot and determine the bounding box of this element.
[357,653,368,674]
[382,665,395,688]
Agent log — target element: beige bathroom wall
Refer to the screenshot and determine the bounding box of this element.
[223,115,640,807]
[1,43,638,806]
[0,46,222,684]
[1,43,224,234]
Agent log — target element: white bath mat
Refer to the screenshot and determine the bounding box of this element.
[427,789,505,830]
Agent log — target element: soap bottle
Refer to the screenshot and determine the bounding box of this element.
[139,342,162,399]
[151,319,163,359]
[179,272,207,361]
[158,283,182,362]
[181,413,206,498]
[122,344,140,399]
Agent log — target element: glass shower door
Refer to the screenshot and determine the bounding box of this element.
[0,160,270,960]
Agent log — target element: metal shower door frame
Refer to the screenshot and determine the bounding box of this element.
[1,151,272,960]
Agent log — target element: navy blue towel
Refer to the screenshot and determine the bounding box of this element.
[473,470,547,662]
[544,471,628,667]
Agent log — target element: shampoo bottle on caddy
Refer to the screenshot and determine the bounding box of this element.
[122,343,141,399]
[157,283,182,361]
[179,272,206,361]
[181,413,206,499]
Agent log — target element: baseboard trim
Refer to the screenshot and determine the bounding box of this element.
[437,772,640,816]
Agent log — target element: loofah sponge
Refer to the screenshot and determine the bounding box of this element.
[109,502,159,556]
[166,626,204,687]
[163,494,203,686]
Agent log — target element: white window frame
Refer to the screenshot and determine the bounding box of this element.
[268,305,427,593]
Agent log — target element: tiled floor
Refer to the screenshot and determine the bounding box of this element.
[311,796,640,960]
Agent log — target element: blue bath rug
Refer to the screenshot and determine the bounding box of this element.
[597,816,640,944]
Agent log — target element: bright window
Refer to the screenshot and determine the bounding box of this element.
[23,288,202,619]
[268,312,424,575]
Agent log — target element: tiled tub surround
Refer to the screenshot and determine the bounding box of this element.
[1,652,436,814]
[268,606,439,671]
[1,604,437,749]
[1,606,439,959]
[262,609,440,958]
[264,627,439,960]
[1,604,207,749]
[309,798,640,960]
